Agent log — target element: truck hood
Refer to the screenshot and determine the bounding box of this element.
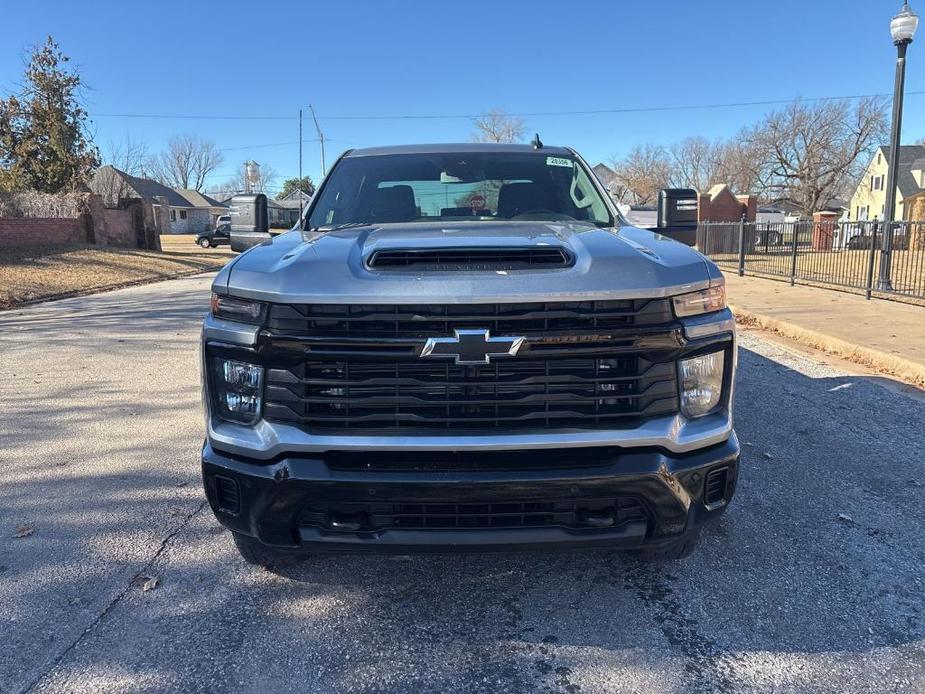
[218,221,716,304]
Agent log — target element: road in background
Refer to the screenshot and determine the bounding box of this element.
[1,277,923,694]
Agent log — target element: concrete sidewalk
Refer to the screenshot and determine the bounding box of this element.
[723,273,925,386]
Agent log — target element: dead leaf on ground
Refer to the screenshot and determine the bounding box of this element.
[138,575,160,592]
[13,524,34,538]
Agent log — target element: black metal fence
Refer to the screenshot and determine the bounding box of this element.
[698,219,925,302]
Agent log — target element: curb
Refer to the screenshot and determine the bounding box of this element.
[729,303,925,388]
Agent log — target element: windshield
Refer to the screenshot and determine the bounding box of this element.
[307,151,613,229]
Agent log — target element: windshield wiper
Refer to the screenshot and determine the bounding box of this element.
[310,221,374,232]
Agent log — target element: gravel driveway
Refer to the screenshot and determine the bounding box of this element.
[1,276,923,693]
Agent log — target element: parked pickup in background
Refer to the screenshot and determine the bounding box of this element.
[200,143,739,566]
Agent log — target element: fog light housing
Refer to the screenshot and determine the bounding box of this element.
[679,351,725,418]
[212,357,264,424]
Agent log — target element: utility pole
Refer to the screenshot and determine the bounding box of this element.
[309,104,326,177]
[298,108,303,221]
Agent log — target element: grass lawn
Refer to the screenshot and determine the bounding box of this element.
[0,235,233,309]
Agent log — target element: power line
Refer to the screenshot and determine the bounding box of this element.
[88,90,925,123]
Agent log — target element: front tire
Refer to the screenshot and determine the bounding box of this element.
[231,532,302,569]
[633,529,701,562]
[199,237,211,249]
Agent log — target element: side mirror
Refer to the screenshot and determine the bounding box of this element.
[228,193,270,252]
[655,188,698,246]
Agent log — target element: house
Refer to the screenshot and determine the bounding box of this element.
[848,144,925,221]
[268,190,311,229]
[90,165,227,233]
[592,163,618,189]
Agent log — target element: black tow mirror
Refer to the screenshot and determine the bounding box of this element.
[655,188,698,246]
[228,194,270,252]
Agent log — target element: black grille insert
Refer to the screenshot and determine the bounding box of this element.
[213,475,240,515]
[264,356,678,430]
[301,497,647,531]
[367,247,573,270]
[266,299,674,338]
[262,300,681,432]
[704,466,729,506]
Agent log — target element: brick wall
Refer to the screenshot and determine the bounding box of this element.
[0,194,160,250]
[698,186,757,223]
[0,217,87,248]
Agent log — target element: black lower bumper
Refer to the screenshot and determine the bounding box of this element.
[202,435,739,554]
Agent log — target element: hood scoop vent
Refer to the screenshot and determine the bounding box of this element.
[367,247,573,271]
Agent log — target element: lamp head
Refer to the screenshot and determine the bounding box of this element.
[892,1,919,44]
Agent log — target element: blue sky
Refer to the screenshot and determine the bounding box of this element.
[2,0,923,195]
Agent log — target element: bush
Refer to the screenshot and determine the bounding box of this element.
[0,191,91,218]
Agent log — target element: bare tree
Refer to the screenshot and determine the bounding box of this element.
[105,135,149,176]
[150,134,224,191]
[610,144,672,205]
[667,137,724,192]
[743,98,887,214]
[472,109,527,144]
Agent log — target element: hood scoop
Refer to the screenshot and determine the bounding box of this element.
[367,247,573,271]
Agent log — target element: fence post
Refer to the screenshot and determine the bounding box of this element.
[737,215,746,276]
[789,221,799,286]
[865,221,878,300]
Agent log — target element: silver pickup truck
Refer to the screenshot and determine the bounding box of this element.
[201,143,739,566]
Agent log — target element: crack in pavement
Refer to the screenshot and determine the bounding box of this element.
[17,499,209,694]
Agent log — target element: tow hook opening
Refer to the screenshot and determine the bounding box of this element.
[576,508,616,528]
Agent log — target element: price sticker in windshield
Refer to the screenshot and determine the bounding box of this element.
[546,156,573,168]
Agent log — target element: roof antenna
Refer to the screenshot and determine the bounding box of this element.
[531,133,543,150]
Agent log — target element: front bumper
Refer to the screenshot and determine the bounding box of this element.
[202,433,739,554]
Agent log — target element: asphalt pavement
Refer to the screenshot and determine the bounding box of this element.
[1,276,923,694]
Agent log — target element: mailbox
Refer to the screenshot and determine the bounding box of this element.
[656,189,699,246]
[229,193,270,252]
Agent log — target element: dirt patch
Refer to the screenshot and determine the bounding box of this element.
[0,238,233,309]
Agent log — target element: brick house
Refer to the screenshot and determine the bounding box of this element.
[90,165,227,233]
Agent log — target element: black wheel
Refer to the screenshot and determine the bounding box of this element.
[633,529,701,562]
[199,237,211,248]
[231,532,302,569]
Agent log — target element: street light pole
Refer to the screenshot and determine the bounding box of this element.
[878,1,919,291]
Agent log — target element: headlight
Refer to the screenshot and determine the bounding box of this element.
[210,293,266,324]
[212,357,264,424]
[679,351,725,418]
[673,286,726,318]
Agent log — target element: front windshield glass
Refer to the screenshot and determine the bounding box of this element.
[307,151,613,229]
